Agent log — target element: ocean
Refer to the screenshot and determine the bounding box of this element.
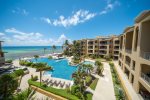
[2,46,63,60]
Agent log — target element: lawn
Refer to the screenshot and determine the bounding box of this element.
[89,78,99,90]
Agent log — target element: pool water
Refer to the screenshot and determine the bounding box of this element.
[31,58,77,80]
[83,61,95,66]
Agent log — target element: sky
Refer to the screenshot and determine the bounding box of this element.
[0,0,150,46]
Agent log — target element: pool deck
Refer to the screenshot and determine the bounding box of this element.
[13,59,73,99]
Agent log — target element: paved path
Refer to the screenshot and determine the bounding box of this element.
[113,61,140,100]
[92,62,115,100]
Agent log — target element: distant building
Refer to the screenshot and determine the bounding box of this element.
[79,35,119,60]
[118,10,150,98]
[0,41,5,65]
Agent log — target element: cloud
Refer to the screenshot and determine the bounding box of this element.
[0,32,5,36]
[2,28,70,46]
[41,1,120,27]
[100,0,120,15]
[12,8,29,16]
[41,10,96,27]
[41,17,51,24]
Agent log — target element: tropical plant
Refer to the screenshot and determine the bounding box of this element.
[95,60,104,76]
[14,69,25,86]
[13,88,35,100]
[48,56,52,59]
[52,45,56,53]
[0,74,18,99]
[34,55,39,63]
[5,59,13,63]
[35,63,52,86]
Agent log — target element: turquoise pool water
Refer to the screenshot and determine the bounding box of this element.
[31,58,77,80]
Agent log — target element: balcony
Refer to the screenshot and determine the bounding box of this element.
[125,61,130,66]
[141,73,150,85]
[141,51,150,61]
[125,49,132,54]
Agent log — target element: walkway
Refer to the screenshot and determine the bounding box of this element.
[113,61,140,100]
[92,62,115,100]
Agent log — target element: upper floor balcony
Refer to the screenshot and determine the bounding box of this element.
[125,49,132,54]
[141,51,150,61]
[140,20,150,61]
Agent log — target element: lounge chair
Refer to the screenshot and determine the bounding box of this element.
[60,82,65,88]
[50,80,57,86]
[47,79,53,85]
[55,81,61,86]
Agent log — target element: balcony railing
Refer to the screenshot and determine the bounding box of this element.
[141,73,150,85]
[125,49,132,54]
[141,51,150,61]
[125,61,130,66]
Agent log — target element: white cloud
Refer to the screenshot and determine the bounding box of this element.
[0,32,5,36]
[2,28,70,46]
[41,17,51,24]
[12,8,29,16]
[41,1,120,27]
[42,10,96,27]
[100,0,120,15]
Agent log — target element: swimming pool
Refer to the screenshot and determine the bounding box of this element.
[31,58,77,80]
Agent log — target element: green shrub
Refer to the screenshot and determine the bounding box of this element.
[42,83,47,88]
[5,59,13,63]
[48,56,52,59]
[85,75,92,85]
[31,76,38,81]
[14,69,24,77]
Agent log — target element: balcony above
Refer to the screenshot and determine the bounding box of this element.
[141,51,150,61]
[141,73,150,85]
[125,49,132,54]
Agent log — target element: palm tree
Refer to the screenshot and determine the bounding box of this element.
[95,60,104,76]
[0,74,18,99]
[86,64,93,74]
[34,55,39,63]
[35,63,52,86]
[52,45,56,53]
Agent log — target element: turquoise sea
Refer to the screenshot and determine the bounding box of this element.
[2,46,63,60]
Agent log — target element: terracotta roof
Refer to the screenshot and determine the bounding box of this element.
[135,10,150,23]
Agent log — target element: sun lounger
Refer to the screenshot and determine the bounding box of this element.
[50,80,57,86]
[55,81,61,86]
[60,82,65,88]
[47,79,53,85]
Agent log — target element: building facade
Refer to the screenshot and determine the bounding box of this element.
[80,35,120,60]
[0,41,5,65]
[118,10,150,98]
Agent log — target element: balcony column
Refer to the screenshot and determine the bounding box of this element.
[129,72,132,83]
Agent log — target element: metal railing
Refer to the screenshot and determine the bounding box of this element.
[141,73,150,85]
[140,51,150,61]
[125,49,132,54]
[125,61,130,66]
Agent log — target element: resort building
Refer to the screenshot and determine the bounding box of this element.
[0,41,5,65]
[118,10,150,98]
[80,35,120,60]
